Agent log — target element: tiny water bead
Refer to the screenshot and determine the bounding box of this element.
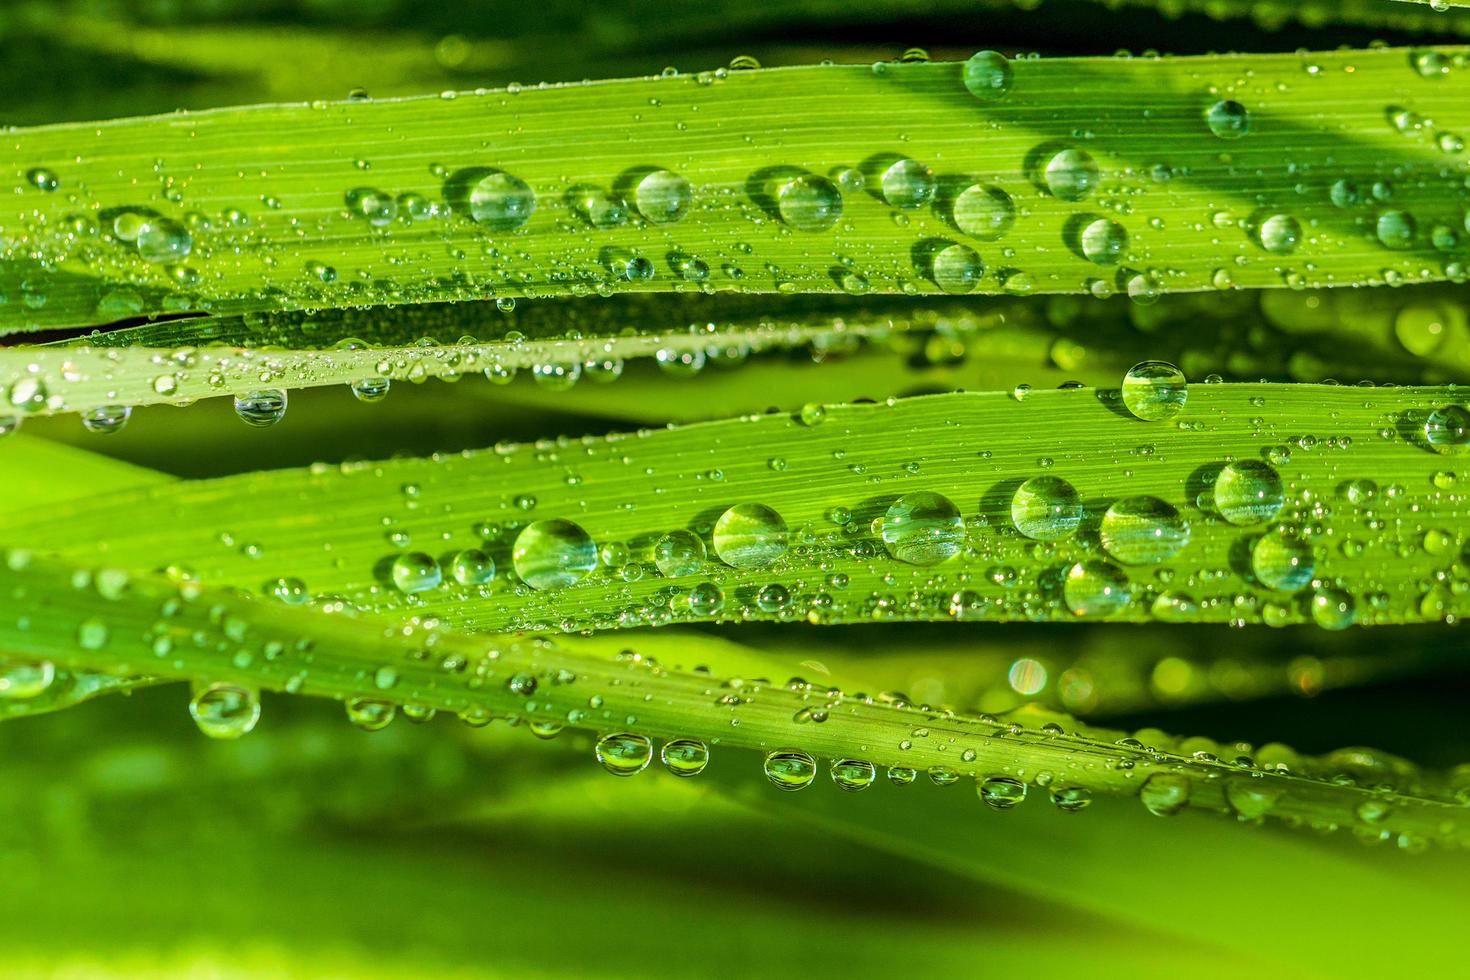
[634,169,693,224]
[346,187,398,227]
[1213,460,1286,525]
[763,748,817,791]
[469,171,536,230]
[880,491,965,566]
[391,552,443,594]
[449,548,496,586]
[1120,360,1188,422]
[1011,476,1083,541]
[1251,532,1316,593]
[879,158,936,209]
[1100,497,1190,564]
[777,174,843,231]
[1062,560,1133,618]
[81,405,131,434]
[136,218,193,264]
[979,776,1027,809]
[25,167,58,191]
[952,184,1016,241]
[712,503,789,569]
[962,50,1013,101]
[1080,217,1128,265]
[660,738,709,777]
[1140,772,1191,816]
[687,581,725,616]
[653,529,707,577]
[1257,213,1302,255]
[233,389,288,427]
[596,732,654,776]
[1205,99,1251,139]
[929,243,984,294]
[1042,147,1099,202]
[1424,405,1470,452]
[512,519,598,589]
[189,684,261,740]
[830,758,878,791]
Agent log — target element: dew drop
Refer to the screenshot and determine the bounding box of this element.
[979,775,1027,809]
[1424,405,1470,452]
[879,158,935,209]
[346,698,397,731]
[596,732,654,776]
[81,405,131,434]
[763,748,817,791]
[1213,460,1286,525]
[233,389,288,427]
[1139,772,1191,816]
[350,377,391,402]
[653,529,707,577]
[1042,147,1099,202]
[1310,588,1356,630]
[777,174,843,231]
[929,243,984,294]
[1099,496,1190,564]
[1205,99,1250,139]
[1049,785,1092,812]
[1257,213,1302,255]
[1062,560,1132,618]
[880,491,965,566]
[1251,532,1315,593]
[660,738,709,776]
[189,683,261,739]
[449,548,496,586]
[512,519,598,589]
[1011,476,1083,541]
[962,50,1013,101]
[136,219,193,264]
[634,169,693,224]
[1121,360,1187,421]
[830,758,878,791]
[468,171,536,230]
[391,552,443,594]
[712,503,788,569]
[0,660,55,699]
[1080,217,1128,265]
[952,184,1016,241]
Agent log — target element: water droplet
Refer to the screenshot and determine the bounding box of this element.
[952,184,1016,241]
[929,243,984,294]
[1311,588,1355,630]
[469,171,536,230]
[26,167,58,192]
[351,377,391,402]
[777,174,843,231]
[1043,147,1099,202]
[76,617,109,650]
[1062,560,1132,618]
[1100,496,1190,564]
[687,581,725,616]
[346,187,398,227]
[879,158,935,209]
[81,405,131,434]
[1225,779,1283,820]
[880,491,965,565]
[1425,405,1470,452]
[1205,99,1250,139]
[653,529,706,578]
[962,49,1013,101]
[1080,217,1128,265]
[830,758,878,791]
[449,548,495,586]
[512,519,598,589]
[391,552,443,594]
[634,169,693,224]
[233,389,288,427]
[136,219,193,264]
[763,748,817,791]
[1139,772,1191,816]
[979,776,1027,809]
[712,503,788,569]
[0,660,55,699]
[1257,213,1302,255]
[7,378,47,413]
[346,698,396,731]
[660,738,709,776]
[1049,785,1092,812]
[1251,532,1315,593]
[189,683,261,739]
[1011,476,1083,541]
[1121,360,1187,421]
[596,732,653,776]
[1213,460,1285,525]
[1376,209,1417,250]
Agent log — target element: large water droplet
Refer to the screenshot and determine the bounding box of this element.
[469,171,536,230]
[0,660,55,699]
[1425,405,1470,452]
[962,50,1013,100]
[81,405,131,434]
[449,548,496,586]
[189,683,261,739]
[880,491,965,565]
[653,529,706,577]
[1225,778,1283,820]
[1205,99,1250,139]
[830,758,877,791]
[1311,588,1356,630]
[712,503,788,569]
[930,243,984,294]
[1257,213,1302,254]
[1062,560,1132,618]
[1213,460,1285,525]
[979,775,1027,809]
[391,552,443,594]
[596,732,653,776]
[1080,217,1128,265]
[1099,496,1190,564]
[136,218,193,264]
[634,169,693,224]
[1140,772,1191,816]
[1376,209,1417,249]
[346,698,396,731]
[1043,147,1099,202]
[1011,476,1083,541]
[1251,532,1315,592]
[879,158,935,209]
[234,389,287,427]
[1120,360,1187,421]
[660,738,709,776]
[763,748,817,790]
[512,519,598,589]
[777,174,843,231]
[952,184,1016,241]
